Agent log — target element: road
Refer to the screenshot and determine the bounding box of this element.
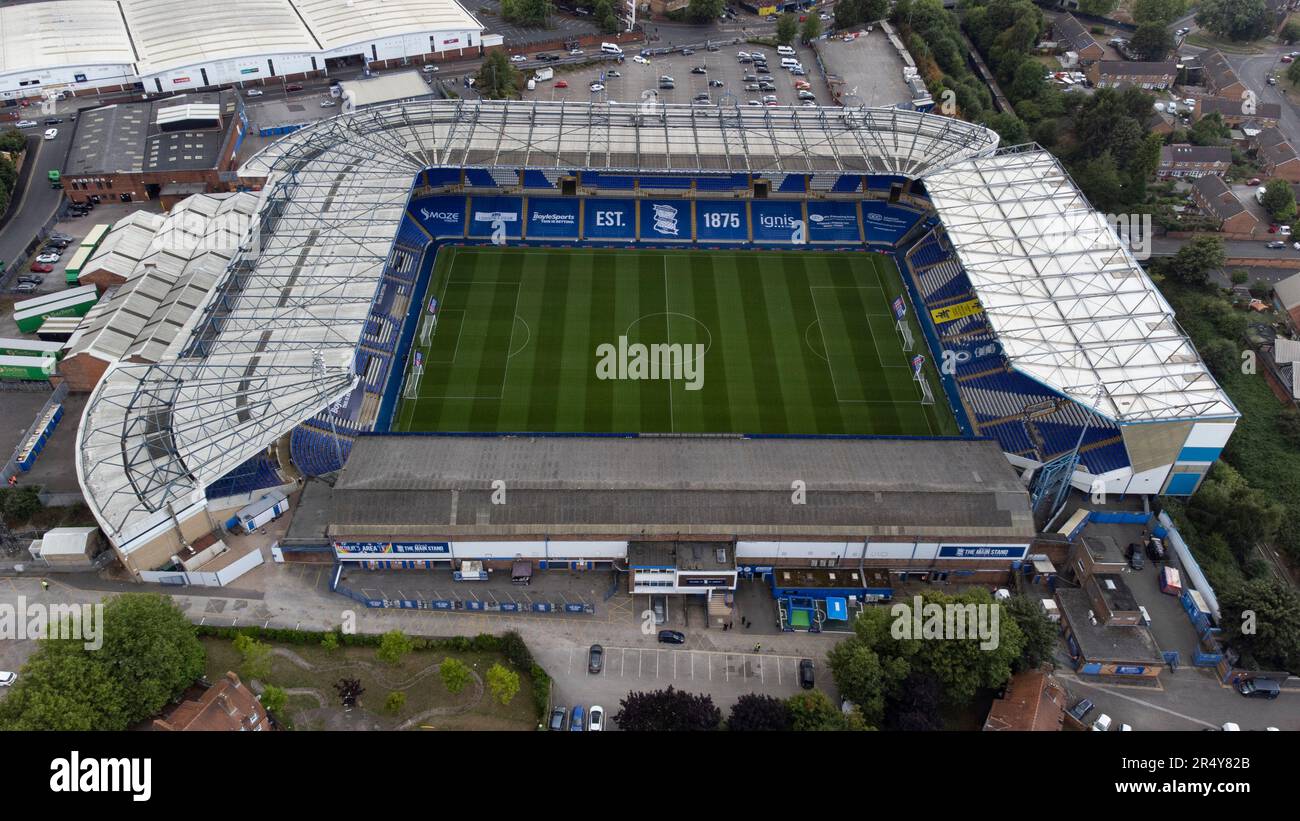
[0,119,72,286]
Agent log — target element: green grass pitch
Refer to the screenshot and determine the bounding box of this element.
[390,246,958,437]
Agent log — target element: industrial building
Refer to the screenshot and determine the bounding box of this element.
[0,0,493,101]
[60,91,248,204]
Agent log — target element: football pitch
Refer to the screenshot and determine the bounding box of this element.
[390,246,958,436]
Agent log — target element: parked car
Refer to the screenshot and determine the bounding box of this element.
[659,80,674,89]
[554,80,568,88]
[569,48,584,56]
[1125,542,1144,570]
[797,90,816,101]
[709,79,724,87]
[536,52,554,61]
[651,594,666,625]
[658,629,685,644]
[285,83,304,92]
[15,119,38,128]
[570,705,585,730]
[246,88,264,97]
[633,55,649,65]
[43,128,58,140]
[0,671,16,687]
[607,70,621,77]
[1267,240,1287,249]
[549,706,567,730]
[1268,76,1278,85]
[1138,605,1151,626]
[691,66,707,74]
[320,99,336,107]
[15,283,37,293]
[1236,678,1281,699]
[18,275,43,286]
[509,55,527,63]
[1283,55,1295,63]
[588,705,604,731]
[590,83,605,92]
[1221,722,1241,731]
[1118,723,1133,731]
[35,252,61,264]
[1092,714,1112,731]
[1067,698,1095,722]
[43,117,63,125]
[798,659,815,689]
[30,262,54,273]
[1247,177,1261,186]
[588,644,603,674]
[682,48,694,56]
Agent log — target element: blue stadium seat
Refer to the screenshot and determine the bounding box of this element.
[205,453,285,500]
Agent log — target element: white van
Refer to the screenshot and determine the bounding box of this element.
[600,42,623,55]
[780,57,800,69]
[776,45,796,57]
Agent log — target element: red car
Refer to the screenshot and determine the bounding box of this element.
[30,262,53,273]
[285,83,304,92]
[555,80,568,88]
[1247,177,1261,186]
[1282,56,1294,63]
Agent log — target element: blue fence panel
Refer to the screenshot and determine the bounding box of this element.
[751,201,804,243]
[639,199,691,242]
[695,200,748,242]
[524,197,581,239]
[466,196,523,239]
[410,195,467,238]
[807,200,861,243]
[583,199,636,240]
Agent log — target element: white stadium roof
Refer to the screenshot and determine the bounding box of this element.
[74,100,1230,551]
[0,1,136,75]
[924,147,1237,424]
[293,0,482,51]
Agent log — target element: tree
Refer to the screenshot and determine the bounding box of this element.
[686,0,724,23]
[233,633,273,681]
[384,691,407,714]
[1218,577,1300,673]
[1003,595,1059,671]
[0,127,26,154]
[801,15,823,43]
[1075,0,1118,14]
[0,486,42,525]
[1163,234,1225,286]
[727,693,792,730]
[862,0,888,23]
[335,677,364,708]
[475,50,521,99]
[614,686,721,731]
[776,13,799,45]
[1283,19,1300,44]
[0,593,204,731]
[885,672,944,731]
[1130,23,1173,60]
[1183,461,1284,563]
[485,662,520,705]
[439,657,472,694]
[1189,112,1229,146]
[786,690,868,730]
[1195,0,1272,42]
[986,112,1028,145]
[499,0,554,27]
[1133,0,1187,24]
[320,631,340,652]
[836,0,864,28]
[594,0,620,33]
[1289,58,1300,86]
[260,685,287,716]
[1261,178,1297,222]
[376,629,413,665]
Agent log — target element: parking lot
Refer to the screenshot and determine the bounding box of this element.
[814,28,914,109]
[522,41,829,109]
[339,566,608,613]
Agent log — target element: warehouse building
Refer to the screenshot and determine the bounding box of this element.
[1,0,492,101]
[61,91,248,204]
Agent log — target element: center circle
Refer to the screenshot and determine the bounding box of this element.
[623,312,713,366]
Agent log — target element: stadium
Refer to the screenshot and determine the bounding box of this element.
[74,99,1239,589]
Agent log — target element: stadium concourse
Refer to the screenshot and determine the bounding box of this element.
[72,99,1237,581]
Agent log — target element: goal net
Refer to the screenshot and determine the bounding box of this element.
[897,320,914,352]
[915,371,935,405]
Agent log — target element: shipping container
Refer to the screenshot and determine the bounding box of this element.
[14,285,98,333]
[36,316,85,343]
[0,337,65,359]
[0,353,56,381]
[64,245,95,284]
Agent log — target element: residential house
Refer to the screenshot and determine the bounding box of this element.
[1054,14,1105,63]
[983,670,1068,731]
[1259,133,1300,183]
[1194,96,1281,128]
[1274,271,1300,334]
[1086,61,1177,90]
[1190,175,1259,234]
[1202,50,1247,99]
[1158,144,1232,178]
[152,671,269,731]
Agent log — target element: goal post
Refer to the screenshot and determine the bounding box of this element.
[916,375,935,405]
[897,319,915,352]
